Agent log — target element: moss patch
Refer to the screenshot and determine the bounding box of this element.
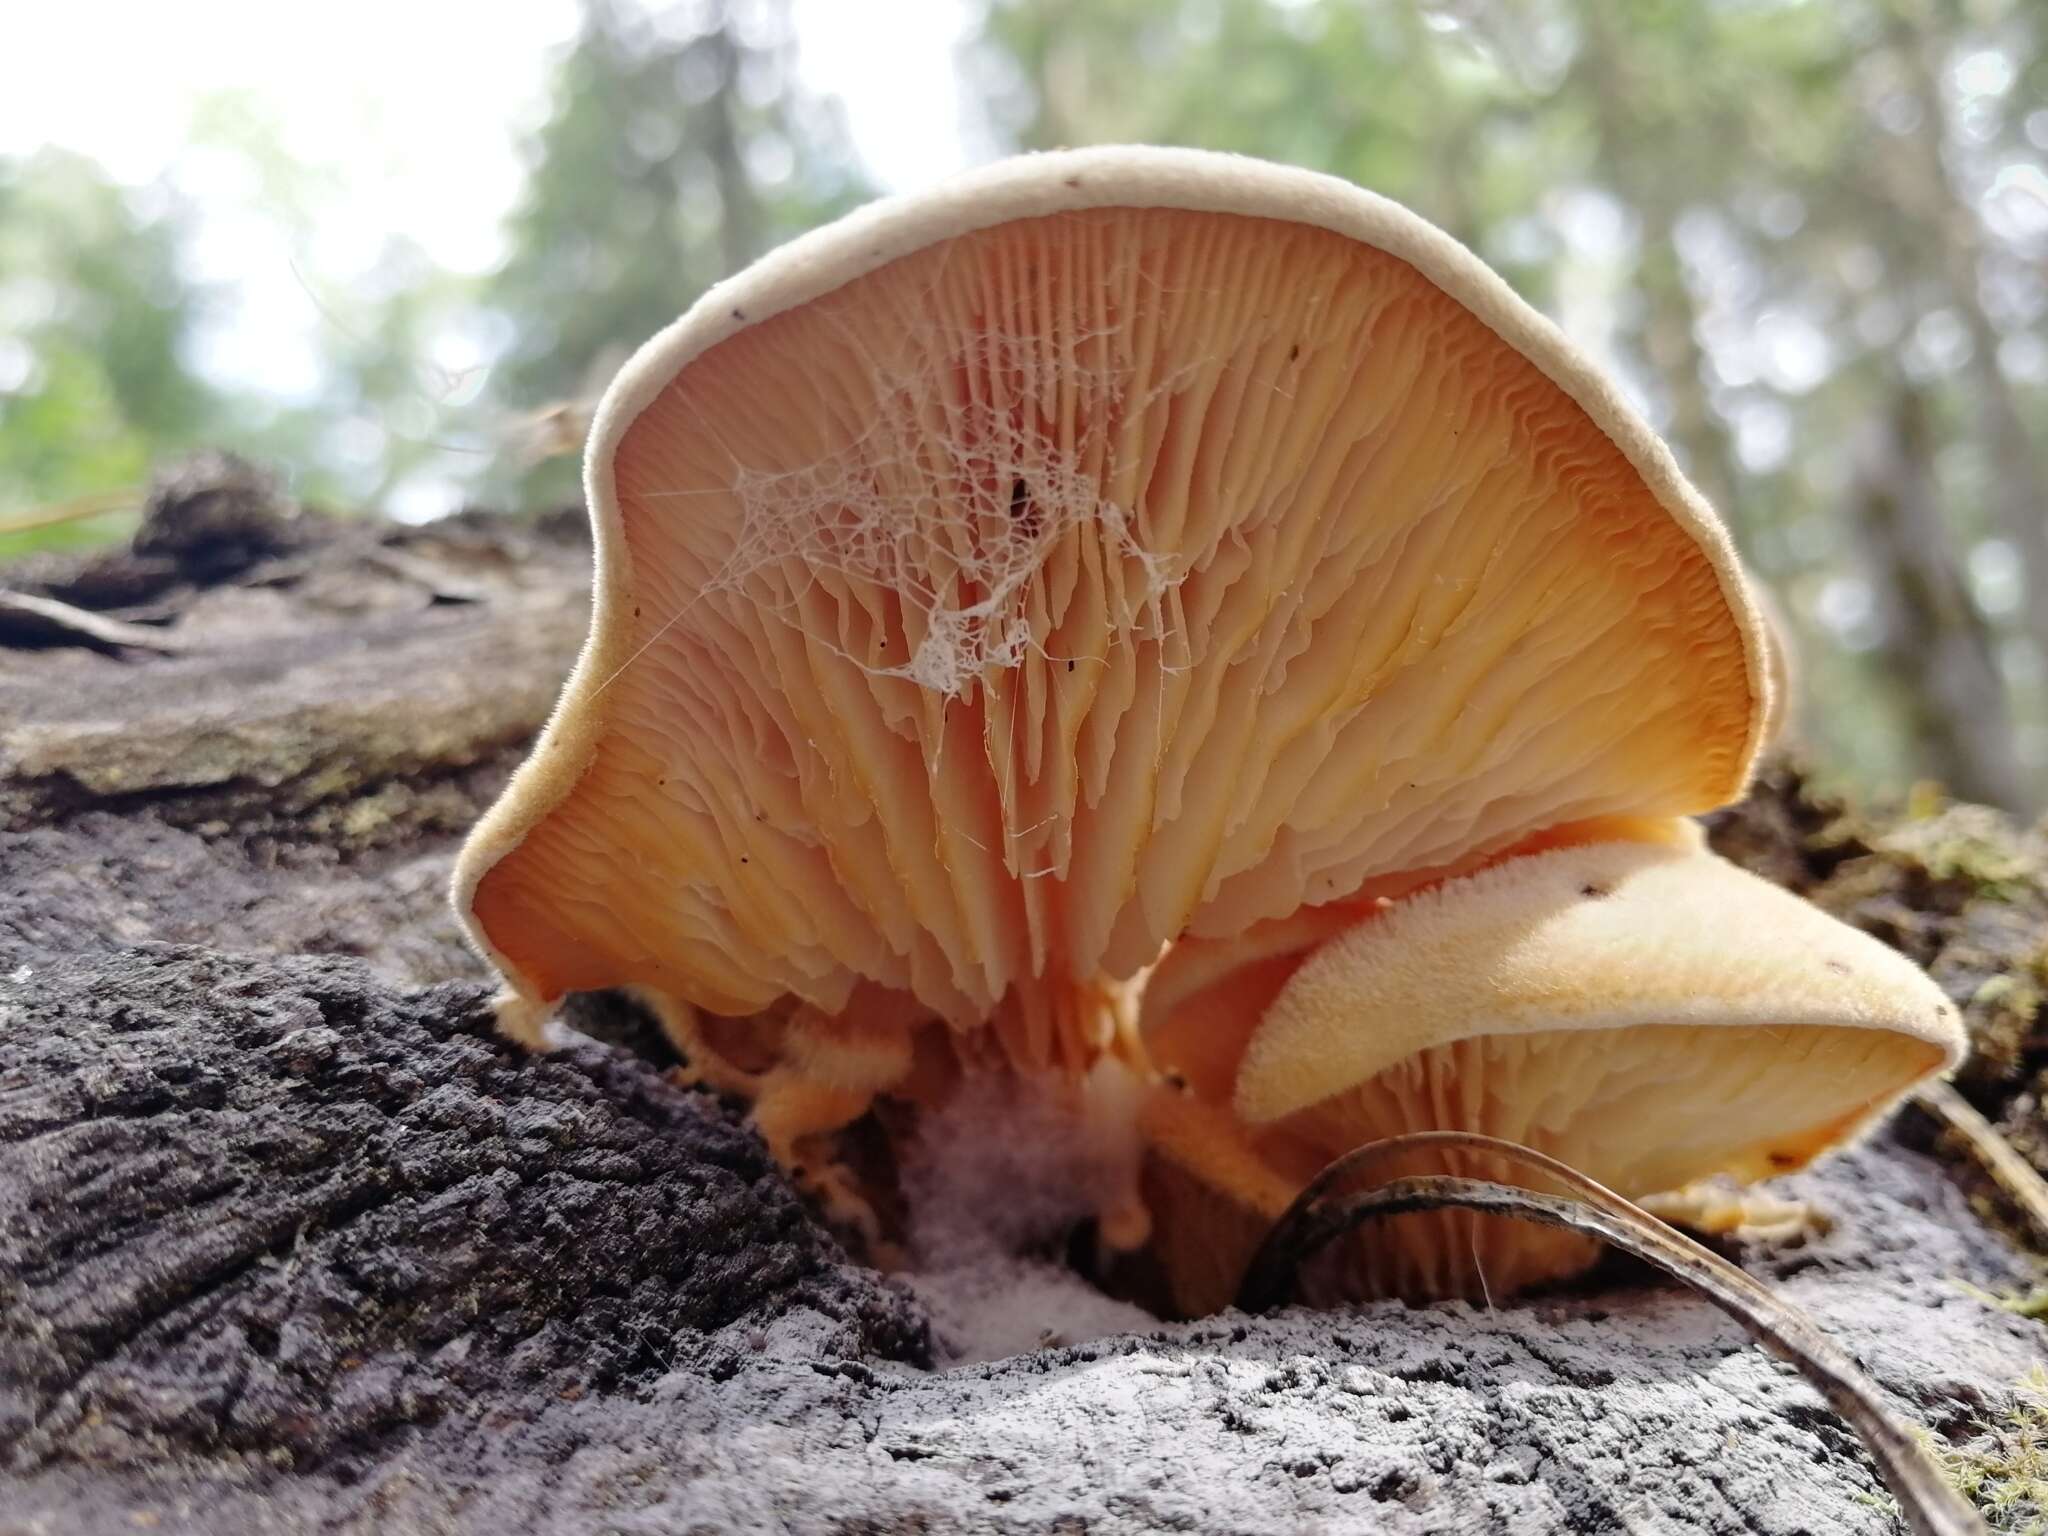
[1925,1368,2048,1532]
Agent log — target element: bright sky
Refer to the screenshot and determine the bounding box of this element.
[2,0,976,416]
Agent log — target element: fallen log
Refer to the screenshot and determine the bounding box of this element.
[4,457,2042,1535]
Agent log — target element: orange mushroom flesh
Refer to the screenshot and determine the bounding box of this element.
[452,147,1784,1282]
[1139,831,1965,1314]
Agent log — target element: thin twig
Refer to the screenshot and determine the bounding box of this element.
[0,487,142,538]
[1237,1131,1983,1536]
[1916,1080,2048,1248]
[0,590,187,653]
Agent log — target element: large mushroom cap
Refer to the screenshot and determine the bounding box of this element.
[1142,836,1964,1310]
[453,145,1767,1064]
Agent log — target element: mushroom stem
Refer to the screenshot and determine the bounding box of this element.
[489,989,554,1052]
[1079,1054,1154,1251]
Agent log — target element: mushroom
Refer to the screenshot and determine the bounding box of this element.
[451,145,1859,1265]
[1138,829,1965,1312]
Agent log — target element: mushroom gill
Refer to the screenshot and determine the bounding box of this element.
[454,148,1766,1101]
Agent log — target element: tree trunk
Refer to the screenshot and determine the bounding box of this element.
[700,13,763,279]
[1576,3,1747,533]
[1853,380,2028,809]
[1883,0,2048,766]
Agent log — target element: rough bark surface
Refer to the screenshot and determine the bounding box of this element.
[3,458,2043,1535]
[0,947,929,1464]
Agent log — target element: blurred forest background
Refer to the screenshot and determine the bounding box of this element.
[5,0,2046,813]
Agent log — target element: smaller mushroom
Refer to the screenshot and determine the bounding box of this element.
[1138,828,1965,1314]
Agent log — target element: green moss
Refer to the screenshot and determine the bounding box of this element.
[1873,805,2046,902]
[1972,974,2046,1022]
[1956,1281,2048,1322]
[2007,1291,2048,1323]
[1923,1368,2048,1532]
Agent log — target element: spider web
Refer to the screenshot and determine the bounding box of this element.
[703,323,1184,699]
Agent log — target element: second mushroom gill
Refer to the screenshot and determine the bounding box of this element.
[451,147,1965,1312]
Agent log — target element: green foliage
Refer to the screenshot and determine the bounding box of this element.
[0,150,222,525]
[3,0,872,537]
[482,0,871,508]
[981,0,1553,249]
